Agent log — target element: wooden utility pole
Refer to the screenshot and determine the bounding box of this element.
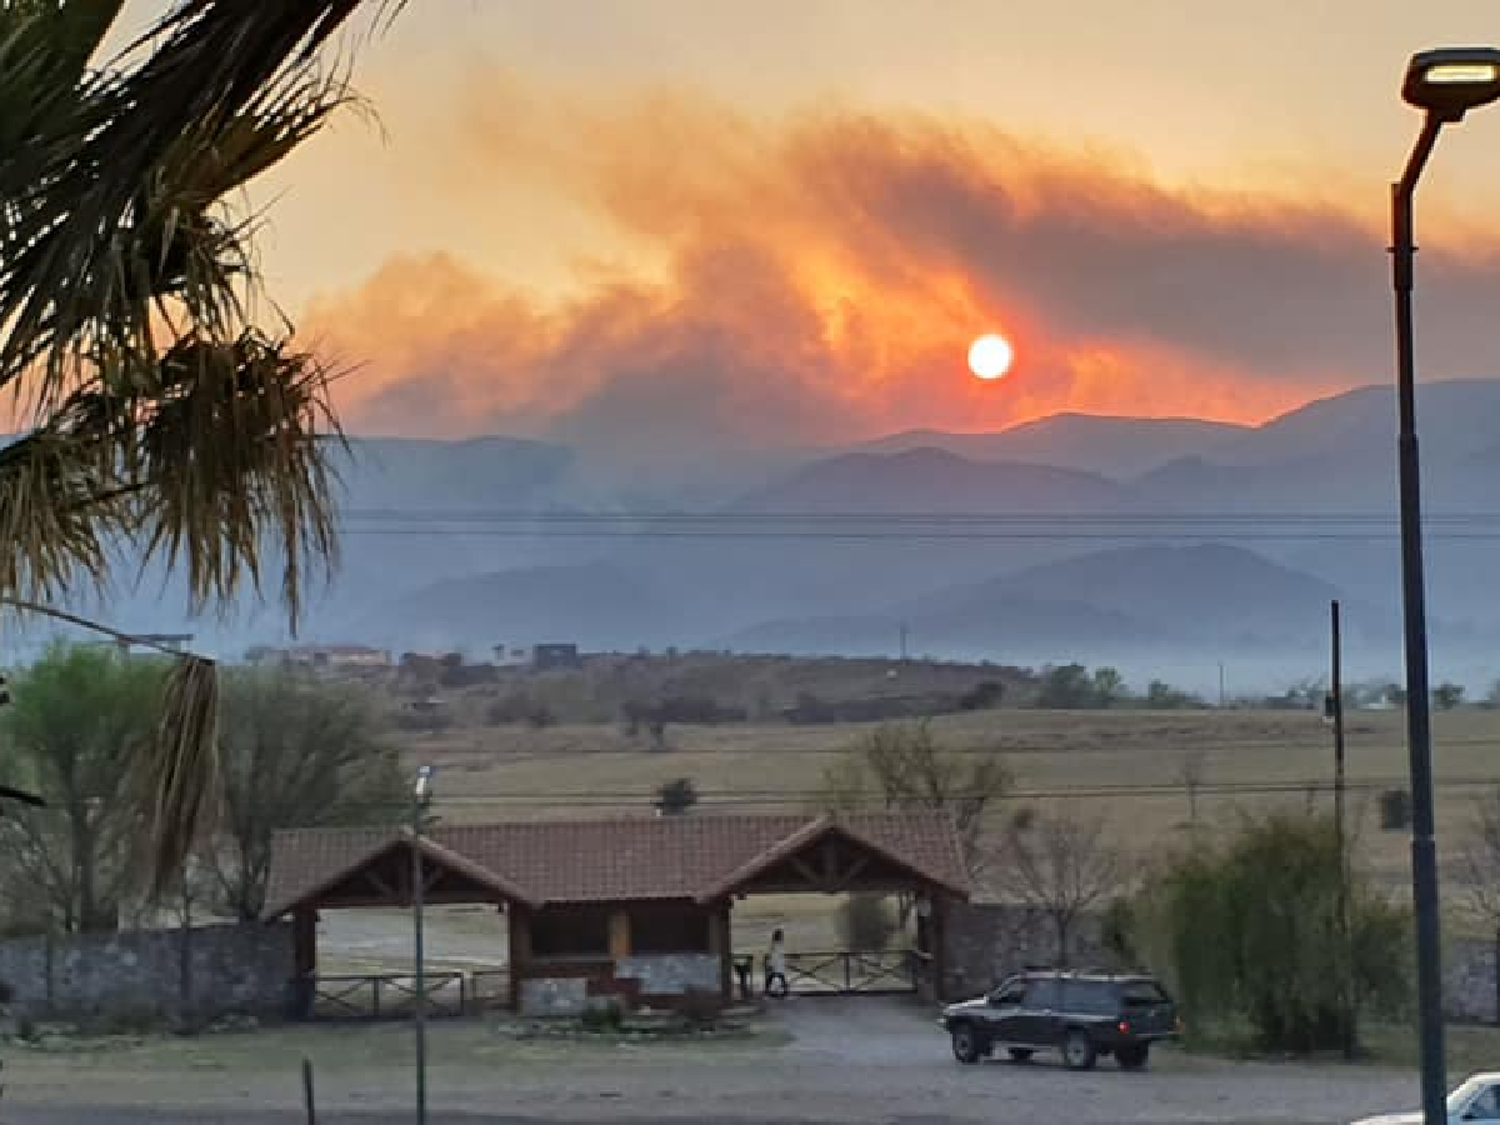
[1330,599,1353,1059]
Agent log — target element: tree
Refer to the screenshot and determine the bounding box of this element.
[993,805,1124,966]
[1091,667,1127,708]
[1035,664,1097,709]
[819,721,1010,875]
[0,644,164,932]
[1133,811,1409,1053]
[653,777,698,816]
[205,667,405,921]
[0,1,396,895]
[1434,682,1466,711]
[1459,789,1500,1024]
[1147,680,1200,710]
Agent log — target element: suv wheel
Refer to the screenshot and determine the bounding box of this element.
[1061,1029,1097,1071]
[1116,1043,1150,1071]
[950,1024,987,1065]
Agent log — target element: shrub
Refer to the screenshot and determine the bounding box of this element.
[1133,811,1410,1054]
[580,1001,623,1032]
[840,895,896,951]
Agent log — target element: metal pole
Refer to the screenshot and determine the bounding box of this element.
[412,786,427,1125]
[1392,112,1447,1125]
[1331,599,1352,1060]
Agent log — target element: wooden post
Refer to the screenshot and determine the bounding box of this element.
[302,1057,317,1125]
[507,907,530,1012]
[609,909,631,960]
[292,906,317,1020]
[709,901,732,1003]
[930,894,949,1003]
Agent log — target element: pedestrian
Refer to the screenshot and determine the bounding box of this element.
[764,927,789,998]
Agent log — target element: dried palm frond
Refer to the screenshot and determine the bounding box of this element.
[132,654,220,900]
[0,0,400,893]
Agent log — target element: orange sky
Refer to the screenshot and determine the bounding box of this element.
[192,0,1500,448]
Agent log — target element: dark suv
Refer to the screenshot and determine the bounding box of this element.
[940,971,1177,1071]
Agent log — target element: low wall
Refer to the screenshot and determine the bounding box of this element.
[941,902,1108,1001]
[0,922,293,1023]
[616,953,720,996]
[1448,936,1500,1024]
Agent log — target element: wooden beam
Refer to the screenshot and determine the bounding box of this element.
[608,909,631,960]
[361,868,397,901]
[787,855,822,889]
[832,854,871,893]
[821,837,838,888]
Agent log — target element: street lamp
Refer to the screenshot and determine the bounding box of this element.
[412,764,435,1125]
[1392,45,1500,1125]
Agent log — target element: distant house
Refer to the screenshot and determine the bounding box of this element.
[492,644,531,668]
[531,643,581,671]
[274,644,392,670]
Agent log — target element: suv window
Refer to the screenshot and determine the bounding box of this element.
[1025,977,1061,1009]
[1061,979,1116,1015]
[1120,980,1170,1008]
[992,983,1026,1006]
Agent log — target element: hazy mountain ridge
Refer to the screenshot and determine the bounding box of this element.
[33,378,1500,692]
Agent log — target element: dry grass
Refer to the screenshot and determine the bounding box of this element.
[404,707,1500,885]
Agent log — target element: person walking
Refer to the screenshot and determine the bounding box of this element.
[764,927,789,998]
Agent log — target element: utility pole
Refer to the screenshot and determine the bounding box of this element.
[1218,662,1226,709]
[1329,599,1353,1059]
[412,765,434,1125]
[899,623,909,662]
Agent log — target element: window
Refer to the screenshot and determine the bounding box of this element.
[991,984,1026,1007]
[1061,980,1116,1015]
[1026,978,1061,1009]
[631,904,711,954]
[530,907,610,959]
[1120,981,1171,1008]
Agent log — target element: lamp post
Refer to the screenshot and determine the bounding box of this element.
[412,764,435,1125]
[1392,46,1500,1125]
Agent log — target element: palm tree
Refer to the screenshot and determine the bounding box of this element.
[0,0,396,895]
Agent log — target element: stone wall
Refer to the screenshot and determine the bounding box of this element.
[941,902,1108,1001]
[0,923,293,1023]
[1447,936,1500,1024]
[616,953,720,996]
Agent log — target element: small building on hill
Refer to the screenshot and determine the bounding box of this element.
[262,812,969,1016]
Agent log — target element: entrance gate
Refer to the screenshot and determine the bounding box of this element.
[753,948,919,996]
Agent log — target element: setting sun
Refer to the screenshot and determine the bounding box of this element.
[967,333,1014,381]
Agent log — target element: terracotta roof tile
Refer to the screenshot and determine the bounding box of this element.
[262,812,968,919]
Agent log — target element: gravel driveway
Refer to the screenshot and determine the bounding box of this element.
[1,997,1434,1124]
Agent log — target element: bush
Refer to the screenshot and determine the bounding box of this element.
[1133,811,1410,1054]
[840,894,896,950]
[960,681,1006,710]
[654,777,698,816]
[580,1001,623,1032]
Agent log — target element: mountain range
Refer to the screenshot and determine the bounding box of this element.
[30,378,1500,695]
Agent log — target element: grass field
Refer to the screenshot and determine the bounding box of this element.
[405,707,1500,882]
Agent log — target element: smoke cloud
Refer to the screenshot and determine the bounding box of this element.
[303,81,1500,450]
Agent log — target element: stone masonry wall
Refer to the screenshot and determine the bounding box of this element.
[941,902,1109,1000]
[0,922,293,1023]
[616,953,720,997]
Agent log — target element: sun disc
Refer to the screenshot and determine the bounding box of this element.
[968,333,1013,380]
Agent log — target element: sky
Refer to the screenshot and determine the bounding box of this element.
[135,2,1500,450]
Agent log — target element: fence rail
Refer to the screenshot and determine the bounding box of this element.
[306,971,470,1020]
[774,949,918,996]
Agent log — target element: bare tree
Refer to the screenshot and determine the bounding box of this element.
[206,667,405,921]
[819,721,1010,876]
[1460,789,1500,1024]
[994,805,1125,967]
[1178,748,1207,826]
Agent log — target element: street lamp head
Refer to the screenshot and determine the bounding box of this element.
[414,764,435,800]
[1404,48,1500,121]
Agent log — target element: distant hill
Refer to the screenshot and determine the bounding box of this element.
[859,414,1246,480]
[734,447,1129,513]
